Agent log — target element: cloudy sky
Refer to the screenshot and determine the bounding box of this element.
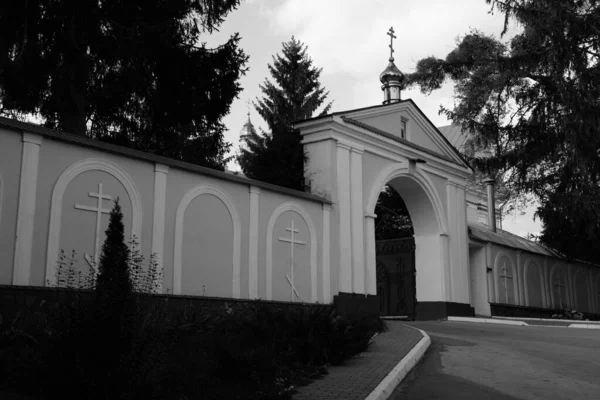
[204,0,541,238]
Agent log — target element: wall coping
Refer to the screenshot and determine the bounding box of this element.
[0,118,332,205]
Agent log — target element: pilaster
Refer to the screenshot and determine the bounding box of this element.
[13,133,42,286]
[516,250,523,305]
[151,163,169,292]
[350,147,365,293]
[485,242,494,303]
[322,204,331,302]
[364,213,377,295]
[248,186,260,299]
[336,142,352,293]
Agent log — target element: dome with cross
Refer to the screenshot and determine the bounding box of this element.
[380,27,405,104]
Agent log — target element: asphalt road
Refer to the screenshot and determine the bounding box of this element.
[390,321,600,400]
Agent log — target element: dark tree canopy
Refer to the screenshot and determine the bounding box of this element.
[0,0,248,170]
[237,37,332,191]
[406,0,600,262]
[374,185,413,241]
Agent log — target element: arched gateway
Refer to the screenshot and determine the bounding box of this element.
[294,38,474,319]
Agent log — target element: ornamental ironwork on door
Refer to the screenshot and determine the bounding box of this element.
[376,261,390,315]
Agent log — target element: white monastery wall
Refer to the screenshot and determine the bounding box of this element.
[486,242,600,314]
[0,126,332,304]
[0,131,22,284]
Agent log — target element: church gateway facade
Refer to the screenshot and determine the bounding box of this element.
[1,30,599,320]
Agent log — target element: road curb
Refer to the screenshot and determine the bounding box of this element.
[448,316,528,326]
[569,324,600,329]
[494,316,600,325]
[364,325,431,400]
[448,316,600,329]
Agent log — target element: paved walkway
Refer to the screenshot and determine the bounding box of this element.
[293,322,423,400]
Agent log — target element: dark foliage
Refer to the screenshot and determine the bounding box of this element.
[237,37,332,191]
[374,185,413,241]
[406,0,600,262]
[0,0,248,170]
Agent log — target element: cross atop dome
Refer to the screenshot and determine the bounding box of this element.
[387,27,397,62]
[380,26,404,105]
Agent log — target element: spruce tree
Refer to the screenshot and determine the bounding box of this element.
[0,0,248,170]
[238,37,332,191]
[96,198,132,297]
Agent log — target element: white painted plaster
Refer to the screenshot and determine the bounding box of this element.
[248,186,260,299]
[350,147,365,293]
[45,158,143,285]
[365,163,448,235]
[173,185,241,297]
[365,213,377,296]
[151,163,168,292]
[523,259,544,308]
[486,243,494,303]
[265,202,318,302]
[493,251,518,305]
[516,251,524,306]
[549,264,569,310]
[13,133,42,285]
[336,142,353,293]
[446,182,459,303]
[322,203,331,302]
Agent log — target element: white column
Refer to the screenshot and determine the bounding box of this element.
[516,251,523,305]
[446,181,460,303]
[248,186,260,299]
[322,204,331,302]
[336,142,352,293]
[567,262,575,309]
[151,163,169,292]
[542,257,550,308]
[350,147,365,294]
[13,133,42,286]
[365,213,377,295]
[440,233,451,302]
[486,242,494,303]
[456,185,470,305]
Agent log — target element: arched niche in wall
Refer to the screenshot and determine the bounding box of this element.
[266,202,317,302]
[524,259,544,308]
[173,184,241,298]
[45,159,143,284]
[549,264,569,310]
[494,252,518,305]
[573,268,591,313]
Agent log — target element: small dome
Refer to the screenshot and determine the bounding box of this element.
[239,113,257,140]
[379,58,404,84]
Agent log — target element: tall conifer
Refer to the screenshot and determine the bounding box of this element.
[238,37,332,191]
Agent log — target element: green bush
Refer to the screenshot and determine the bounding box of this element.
[1,201,384,399]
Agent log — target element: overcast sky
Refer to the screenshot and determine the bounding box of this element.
[204,0,541,238]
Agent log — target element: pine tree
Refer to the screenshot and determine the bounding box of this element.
[238,37,332,190]
[406,0,600,262]
[0,0,248,170]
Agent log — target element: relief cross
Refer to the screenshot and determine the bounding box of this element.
[499,262,513,303]
[74,183,112,269]
[278,219,306,302]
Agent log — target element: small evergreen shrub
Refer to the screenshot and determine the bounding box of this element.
[1,200,385,399]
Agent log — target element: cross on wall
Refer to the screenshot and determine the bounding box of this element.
[278,219,306,302]
[553,276,566,309]
[74,183,112,268]
[499,261,513,303]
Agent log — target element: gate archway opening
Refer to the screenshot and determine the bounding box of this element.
[374,184,416,318]
[367,164,448,320]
